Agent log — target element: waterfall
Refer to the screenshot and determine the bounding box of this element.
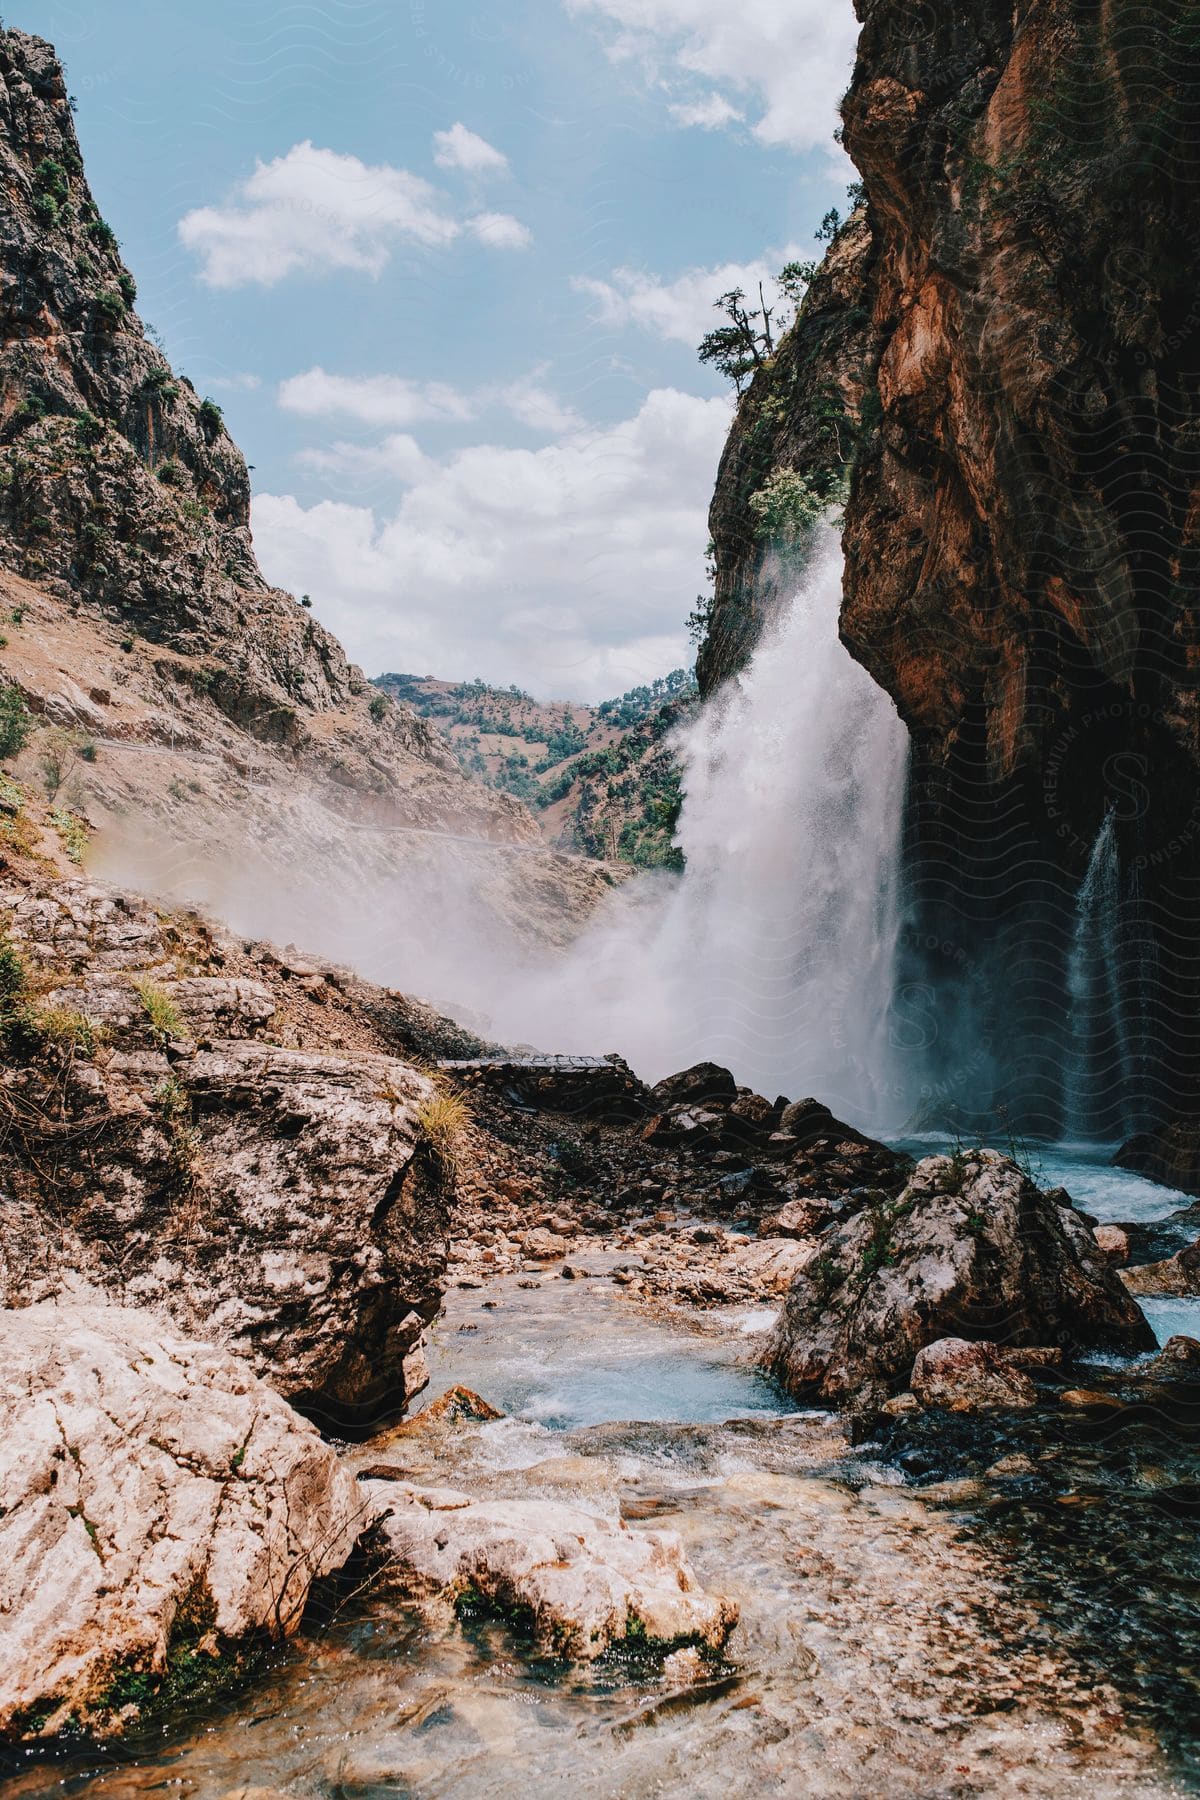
[492,529,911,1129]
[1062,809,1137,1140]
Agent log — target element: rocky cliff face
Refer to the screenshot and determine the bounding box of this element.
[0,30,365,719]
[705,1,1200,1135]
[701,207,879,696]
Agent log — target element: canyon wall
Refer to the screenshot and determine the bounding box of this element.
[706,0,1200,1135]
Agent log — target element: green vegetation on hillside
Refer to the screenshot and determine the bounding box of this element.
[374,670,698,869]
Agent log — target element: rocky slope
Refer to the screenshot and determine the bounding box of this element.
[0,27,616,1011]
[704,2,1200,1138]
[0,790,487,1426]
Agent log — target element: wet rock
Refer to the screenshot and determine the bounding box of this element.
[984,1454,1038,1480]
[778,1098,836,1139]
[766,1151,1155,1407]
[0,1300,363,1743]
[729,1093,778,1129]
[650,1063,737,1111]
[1120,1237,1200,1297]
[401,1386,504,1428]
[1116,1125,1200,1199]
[881,1392,921,1417]
[777,1112,912,1200]
[910,1338,1038,1413]
[1126,1335,1200,1386]
[363,1480,739,1660]
[523,1229,569,1261]
[1093,1224,1131,1265]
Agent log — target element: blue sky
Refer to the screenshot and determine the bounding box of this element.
[16,0,859,698]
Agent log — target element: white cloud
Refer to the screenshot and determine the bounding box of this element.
[178,141,531,287]
[433,122,509,174]
[497,379,582,435]
[467,211,533,250]
[207,372,262,392]
[668,93,743,129]
[278,366,579,437]
[278,368,477,428]
[252,387,731,699]
[574,246,802,347]
[565,0,859,153]
[296,434,431,486]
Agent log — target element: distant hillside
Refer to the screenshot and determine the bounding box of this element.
[375,670,699,869]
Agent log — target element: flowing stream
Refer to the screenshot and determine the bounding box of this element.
[492,529,911,1129]
[9,1203,1200,1800]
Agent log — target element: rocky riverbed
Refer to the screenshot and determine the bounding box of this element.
[2,1256,1198,1799]
[1,840,1199,1794]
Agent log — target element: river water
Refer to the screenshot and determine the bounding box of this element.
[7,1159,1199,1800]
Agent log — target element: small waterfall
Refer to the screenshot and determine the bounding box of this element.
[1063,810,1137,1140]
[493,529,911,1129]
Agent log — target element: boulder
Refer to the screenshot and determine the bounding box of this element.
[1115,1124,1200,1199]
[364,1481,738,1660]
[910,1338,1038,1413]
[759,1198,836,1240]
[1120,1237,1200,1297]
[522,1229,568,1260]
[1129,1335,1200,1385]
[650,1062,737,1111]
[729,1092,778,1129]
[765,1151,1155,1407]
[0,1041,446,1426]
[1093,1224,1130,1265]
[0,1301,364,1742]
[776,1107,912,1197]
[778,1097,836,1139]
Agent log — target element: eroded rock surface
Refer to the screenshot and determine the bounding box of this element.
[0,874,450,1422]
[0,1301,364,1742]
[1121,1238,1200,1299]
[766,1151,1154,1408]
[910,1338,1039,1414]
[364,1480,738,1660]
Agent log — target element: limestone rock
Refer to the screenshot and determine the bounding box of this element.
[364,1481,738,1660]
[1121,1238,1200,1298]
[765,1152,1154,1406]
[1093,1225,1131,1266]
[1129,1335,1200,1385]
[759,1198,835,1240]
[0,897,447,1424]
[910,1338,1038,1413]
[0,1301,364,1742]
[522,1229,569,1261]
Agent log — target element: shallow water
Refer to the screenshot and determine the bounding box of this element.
[8,1271,1199,1800]
[426,1267,791,1430]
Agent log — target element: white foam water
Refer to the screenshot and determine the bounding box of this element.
[1063,809,1137,1140]
[492,528,911,1127]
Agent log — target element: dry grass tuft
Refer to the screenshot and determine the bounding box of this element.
[415,1087,470,1159]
